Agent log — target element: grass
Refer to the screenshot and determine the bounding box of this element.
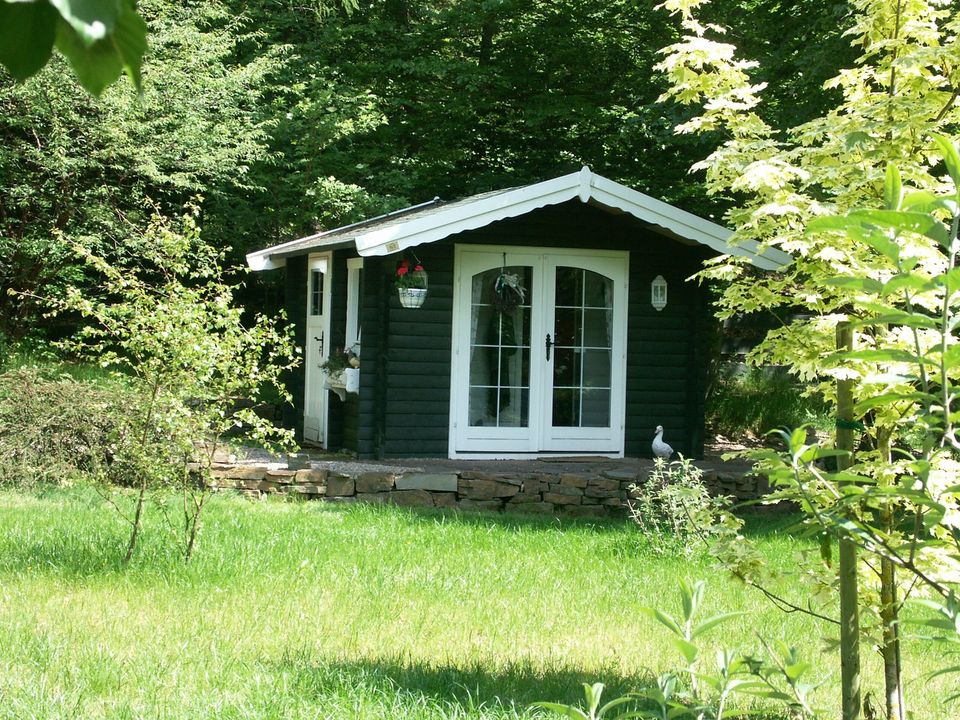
[0,488,953,719]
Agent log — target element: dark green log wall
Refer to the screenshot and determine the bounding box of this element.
[283,255,308,437]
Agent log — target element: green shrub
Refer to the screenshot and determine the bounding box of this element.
[0,367,143,488]
[706,365,827,438]
[627,457,733,557]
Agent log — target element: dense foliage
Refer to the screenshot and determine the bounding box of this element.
[0,0,856,345]
[707,366,828,438]
[653,0,960,717]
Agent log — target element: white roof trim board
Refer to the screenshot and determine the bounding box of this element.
[247,167,790,271]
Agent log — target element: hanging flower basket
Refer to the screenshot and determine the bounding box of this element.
[395,258,428,309]
[398,286,428,308]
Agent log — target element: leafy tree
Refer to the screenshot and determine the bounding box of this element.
[1,2,270,339]
[43,206,299,562]
[655,0,960,717]
[0,1,395,344]
[2,0,858,347]
[291,0,855,216]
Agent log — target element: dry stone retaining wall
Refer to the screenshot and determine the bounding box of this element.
[208,463,769,517]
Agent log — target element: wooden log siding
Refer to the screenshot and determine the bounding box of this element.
[624,257,710,458]
[283,255,309,439]
[378,243,455,458]
[350,201,713,459]
[356,256,384,457]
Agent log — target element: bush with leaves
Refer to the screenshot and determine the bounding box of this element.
[707,365,829,438]
[628,457,735,558]
[37,205,300,562]
[0,367,140,489]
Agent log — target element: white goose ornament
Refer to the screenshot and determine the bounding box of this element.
[652,425,674,459]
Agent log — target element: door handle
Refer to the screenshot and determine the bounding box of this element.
[315,332,324,358]
[545,333,553,361]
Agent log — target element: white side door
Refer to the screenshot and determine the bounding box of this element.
[303,253,331,444]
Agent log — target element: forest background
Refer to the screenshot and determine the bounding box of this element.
[0,0,855,346]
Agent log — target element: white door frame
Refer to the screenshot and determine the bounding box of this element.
[303,252,332,445]
[449,244,628,459]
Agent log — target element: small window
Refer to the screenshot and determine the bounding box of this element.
[310,270,324,316]
[308,256,328,317]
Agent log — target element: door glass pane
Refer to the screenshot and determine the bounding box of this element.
[582,350,611,387]
[554,267,583,307]
[581,389,611,427]
[500,347,529,388]
[471,306,498,345]
[498,388,529,427]
[553,307,579,346]
[553,347,578,387]
[582,309,612,347]
[583,272,611,308]
[552,267,614,428]
[310,270,324,316]
[552,388,577,428]
[468,266,532,428]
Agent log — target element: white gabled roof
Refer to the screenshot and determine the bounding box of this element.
[247,167,790,271]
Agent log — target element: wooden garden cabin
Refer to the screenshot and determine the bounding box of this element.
[247,168,787,459]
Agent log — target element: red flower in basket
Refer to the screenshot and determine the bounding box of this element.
[395,259,427,290]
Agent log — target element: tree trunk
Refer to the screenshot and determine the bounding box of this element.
[876,431,905,720]
[879,553,904,720]
[123,477,148,563]
[837,322,862,720]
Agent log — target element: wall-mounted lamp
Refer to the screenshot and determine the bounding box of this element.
[651,275,668,311]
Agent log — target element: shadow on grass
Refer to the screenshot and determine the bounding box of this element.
[273,653,795,719]
[736,508,805,539]
[276,653,651,714]
[356,499,808,548]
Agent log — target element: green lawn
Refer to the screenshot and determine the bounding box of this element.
[0,488,951,719]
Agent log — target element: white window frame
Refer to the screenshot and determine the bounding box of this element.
[346,257,363,355]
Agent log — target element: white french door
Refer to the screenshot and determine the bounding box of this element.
[450,246,627,457]
[303,253,332,444]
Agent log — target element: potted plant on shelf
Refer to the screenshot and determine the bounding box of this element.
[320,347,360,400]
[395,258,428,308]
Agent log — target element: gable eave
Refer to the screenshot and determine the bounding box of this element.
[354,168,788,270]
[247,167,791,271]
[586,175,791,271]
[354,170,584,257]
